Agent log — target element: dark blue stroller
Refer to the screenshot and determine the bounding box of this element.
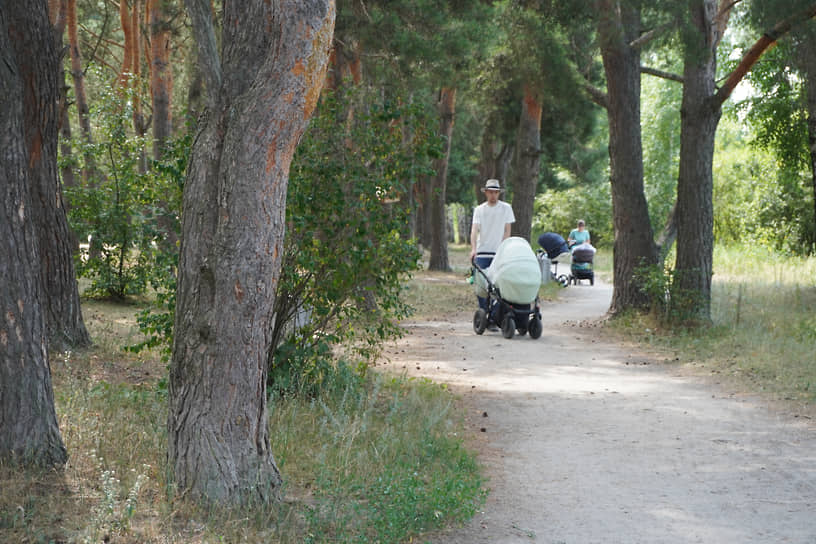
[537,232,571,287]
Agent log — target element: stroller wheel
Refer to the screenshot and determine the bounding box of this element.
[501,315,515,339]
[528,317,543,339]
[590,275,594,286]
[473,308,487,335]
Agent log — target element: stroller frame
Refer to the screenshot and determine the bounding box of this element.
[569,246,595,285]
[536,249,571,288]
[471,259,543,340]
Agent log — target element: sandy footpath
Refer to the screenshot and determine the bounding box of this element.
[383,279,816,544]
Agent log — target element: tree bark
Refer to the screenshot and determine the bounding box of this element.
[673,0,724,322]
[170,0,334,506]
[148,0,178,249]
[0,0,69,469]
[54,0,78,240]
[596,0,658,314]
[428,87,455,271]
[148,0,173,161]
[510,85,542,242]
[476,132,513,205]
[476,111,514,205]
[8,0,90,349]
[66,0,96,184]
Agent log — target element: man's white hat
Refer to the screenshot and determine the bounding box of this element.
[481,178,504,193]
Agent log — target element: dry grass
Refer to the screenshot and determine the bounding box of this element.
[604,245,816,413]
[2,288,484,543]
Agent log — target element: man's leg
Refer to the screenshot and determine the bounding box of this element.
[474,255,493,311]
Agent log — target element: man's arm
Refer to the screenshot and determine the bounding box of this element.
[503,222,512,240]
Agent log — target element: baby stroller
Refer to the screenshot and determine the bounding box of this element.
[569,243,595,285]
[471,237,543,339]
[537,232,571,287]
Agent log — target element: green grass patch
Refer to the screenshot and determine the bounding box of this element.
[271,376,485,543]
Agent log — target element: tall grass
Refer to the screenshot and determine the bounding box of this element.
[1,301,484,543]
[609,245,816,405]
[708,246,816,401]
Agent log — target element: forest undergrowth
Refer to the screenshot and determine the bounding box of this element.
[0,289,485,543]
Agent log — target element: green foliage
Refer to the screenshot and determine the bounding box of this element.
[641,56,682,234]
[269,87,437,388]
[712,115,816,255]
[269,339,365,399]
[274,375,486,543]
[125,135,189,361]
[64,78,185,300]
[633,263,708,326]
[532,178,613,246]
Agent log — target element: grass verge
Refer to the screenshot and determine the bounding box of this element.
[1,298,485,543]
[603,245,816,410]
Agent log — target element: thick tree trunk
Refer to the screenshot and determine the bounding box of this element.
[9,0,90,349]
[429,87,455,271]
[170,0,334,506]
[596,0,658,314]
[510,85,542,242]
[0,0,69,469]
[673,0,723,322]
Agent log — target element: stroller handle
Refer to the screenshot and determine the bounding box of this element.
[471,257,495,293]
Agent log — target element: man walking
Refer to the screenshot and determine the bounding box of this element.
[470,179,515,312]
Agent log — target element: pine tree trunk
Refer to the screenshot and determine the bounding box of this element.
[596,0,658,314]
[169,0,334,506]
[510,85,542,242]
[9,0,90,349]
[54,0,78,235]
[148,0,178,248]
[673,0,723,322]
[148,0,173,161]
[0,0,69,469]
[428,87,455,271]
[66,0,96,184]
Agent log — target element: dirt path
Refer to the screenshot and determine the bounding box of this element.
[384,278,816,544]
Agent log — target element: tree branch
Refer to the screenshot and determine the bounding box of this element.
[641,66,684,83]
[715,2,816,105]
[629,21,674,51]
[584,83,608,109]
[184,0,222,107]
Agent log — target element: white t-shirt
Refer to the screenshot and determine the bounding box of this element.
[472,200,515,254]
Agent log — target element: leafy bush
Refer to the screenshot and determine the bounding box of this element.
[268,88,439,387]
[64,79,184,300]
[634,263,708,326]
[532,178,613,246]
